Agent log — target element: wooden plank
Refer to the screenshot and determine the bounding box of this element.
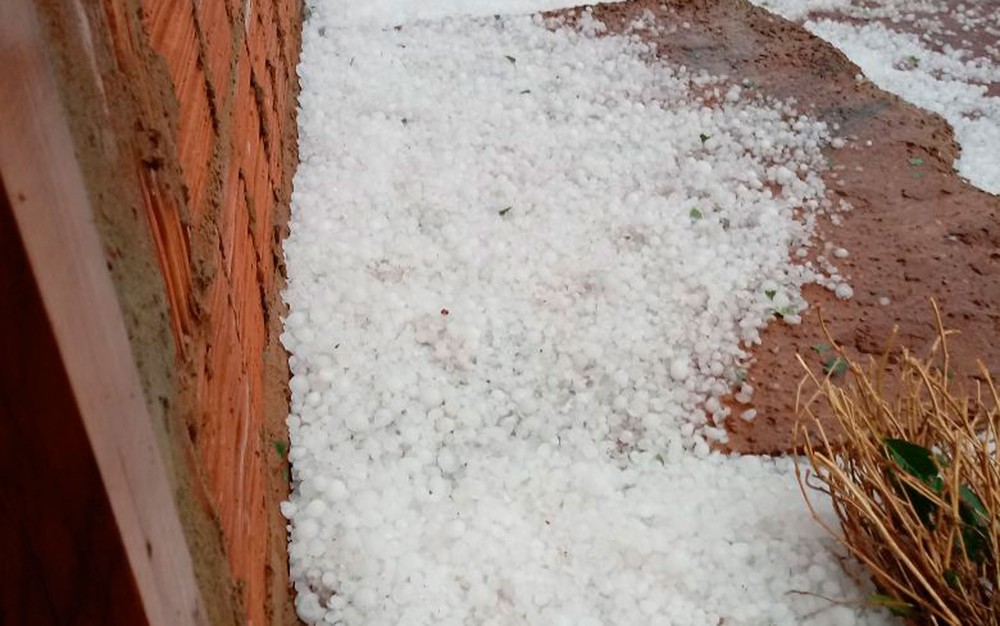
[0,181,150,625]
[0,1,210,624]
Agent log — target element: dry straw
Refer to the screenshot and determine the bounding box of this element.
[794,302,999,624]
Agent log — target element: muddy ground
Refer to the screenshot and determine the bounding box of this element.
[562,0,1000,454]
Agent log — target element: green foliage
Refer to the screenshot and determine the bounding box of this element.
[867,593,916,617]
[822,356,848,377]
[883,438,992,563]
[273,439,287,457]
[885,438,938,480]
[773,305,796,319]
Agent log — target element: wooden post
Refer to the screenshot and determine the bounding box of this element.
[0,0,209,623]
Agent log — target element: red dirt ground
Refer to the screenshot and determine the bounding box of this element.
[575,0,1000,454]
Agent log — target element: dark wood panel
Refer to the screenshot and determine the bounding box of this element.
[0,178,149,625]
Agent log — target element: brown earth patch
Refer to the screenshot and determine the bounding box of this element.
[572,0,1000,454]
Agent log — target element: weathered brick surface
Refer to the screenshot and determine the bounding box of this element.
[144,0,215,218]
[35,0,301,621]
[137,0,301,623]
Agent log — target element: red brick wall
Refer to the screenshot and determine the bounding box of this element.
[140,0,301,623]
[144,2,298,622]
[31,0,301,622]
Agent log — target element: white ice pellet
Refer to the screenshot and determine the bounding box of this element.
[834,282,854,299]
[437,447,459,473]
[669,358,690,382]
[420,385,443,408]
[296,592,326,623]
[304,498,327,518]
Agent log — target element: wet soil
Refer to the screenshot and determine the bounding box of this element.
[572,0,1000,454]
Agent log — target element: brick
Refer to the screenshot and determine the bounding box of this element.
[142,0,215,217]
[194,0,234,116]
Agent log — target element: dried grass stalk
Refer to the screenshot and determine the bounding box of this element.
[795,302,1000,625]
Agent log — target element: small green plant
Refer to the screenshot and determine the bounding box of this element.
[504,55,516,65]
[699,133,711,144]
[689,207,703,220]
[908,156,925,167]
[762,290,795,318]
[796,304,1000,626]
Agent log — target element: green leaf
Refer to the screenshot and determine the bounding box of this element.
[959,485,989,525]
[891,475,938,527]
[504,55,516,65]
[959,520,990,562]
[774,305,796,319]
[884,439,938,482]
[273,440,287,458]
[498,206,512,217]
[867,594,916,617]
[689,207,703,220]
[958,484,991,562]
[655,453,665,465]
[883,440,946,528]
[908,156,925,166]
[764,289,776,300]
[823,357,848,377]
[699,133,710,144]
[811,344,830,353]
